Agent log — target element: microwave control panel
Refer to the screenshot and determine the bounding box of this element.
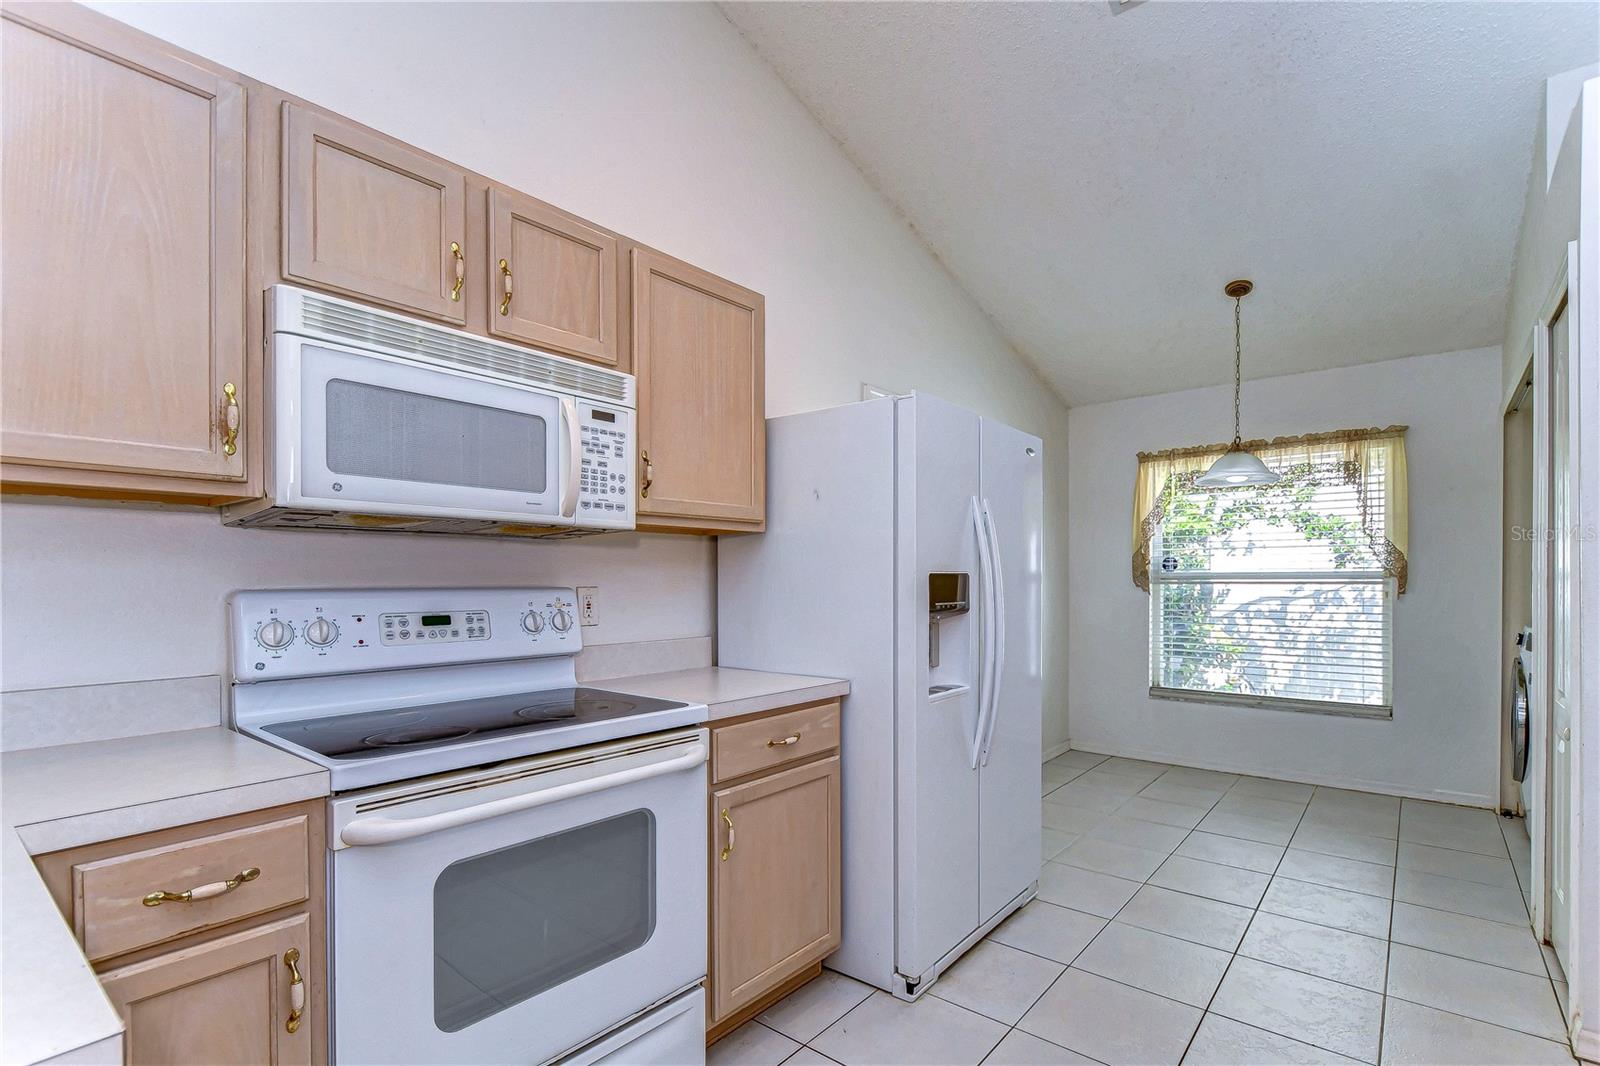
[578,401,635,529]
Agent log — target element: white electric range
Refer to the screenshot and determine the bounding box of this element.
[230,587,709,1066]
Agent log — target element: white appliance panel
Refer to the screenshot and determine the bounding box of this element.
[977,417,1045,921]
[716,399,898,986]
[717,393,1043,999]
[896,394,983,983]
[560,986,704,1066]
[330,730,707,1065]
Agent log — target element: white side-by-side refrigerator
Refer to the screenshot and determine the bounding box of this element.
[719,392,1043,999]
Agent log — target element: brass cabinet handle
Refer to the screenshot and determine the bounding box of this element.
[720,808,735,862]
[640,450,653,499]
[283,947,305,1034]
[450,241,465,301]
[499,258,513,316]
[220,382,241,457]
[143,866,259,907]
[767,733,802,748]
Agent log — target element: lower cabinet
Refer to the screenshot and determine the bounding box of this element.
[33,800,327,1065]
[99,914,312,1066]
[707,701,841,1039]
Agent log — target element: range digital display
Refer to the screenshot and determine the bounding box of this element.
[420,614,452,628]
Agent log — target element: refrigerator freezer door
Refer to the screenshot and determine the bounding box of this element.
[896,394,983,983]
[977,417,1044,923]
[717,399,900,988]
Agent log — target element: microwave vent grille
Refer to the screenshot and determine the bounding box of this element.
[298,294,633,406]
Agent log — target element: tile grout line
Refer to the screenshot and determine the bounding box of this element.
[770,762,1548,1066]
[1175,776,1319,1064]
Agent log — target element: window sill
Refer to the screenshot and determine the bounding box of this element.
[1148,686,1392,720]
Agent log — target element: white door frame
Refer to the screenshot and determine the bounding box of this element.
[1529,240,1587,1059]
[1569,77,1599,1066]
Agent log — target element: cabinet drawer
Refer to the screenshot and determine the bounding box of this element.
[713,701,839,784]
[71,814,311,962]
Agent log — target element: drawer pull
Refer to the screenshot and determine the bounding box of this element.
[499,258,514,315]
[142,866,260,907]
[720,808,735,862]
[767,733,802,748]
[284,947,305,1034]
[450,241,465,301]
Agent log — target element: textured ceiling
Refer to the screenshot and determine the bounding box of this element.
[721,1,1599,404]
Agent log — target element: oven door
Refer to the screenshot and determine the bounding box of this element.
[328,729,707,1065]
[276,333,579,523]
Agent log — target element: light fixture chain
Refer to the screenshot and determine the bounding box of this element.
[1233,296,1243,445]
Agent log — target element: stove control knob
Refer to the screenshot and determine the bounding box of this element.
[521,611,545,635]
[551,608,573,633]
[305,618,339,648]
[257,619,294,650]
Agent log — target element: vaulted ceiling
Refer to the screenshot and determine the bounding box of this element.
[722,1,1598,404]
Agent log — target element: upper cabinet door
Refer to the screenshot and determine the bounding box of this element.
[1,4,246,482]
[282,103,468,324]
[487,188,619,365]
[632,249,765,529]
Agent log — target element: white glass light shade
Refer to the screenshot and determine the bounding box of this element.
[1195,447,1280,488]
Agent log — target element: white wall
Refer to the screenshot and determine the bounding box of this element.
[4,3,1072,749]
[1066,347,1503,805]
[1503,68,1591,400]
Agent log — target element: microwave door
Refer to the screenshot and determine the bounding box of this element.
[282,337,571,523]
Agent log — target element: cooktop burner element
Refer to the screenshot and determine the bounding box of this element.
[361,726,477,748]
[261,687,682,762]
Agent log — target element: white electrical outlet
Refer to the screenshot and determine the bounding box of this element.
[577,586,599,627]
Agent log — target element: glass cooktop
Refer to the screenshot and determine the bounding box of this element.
[261,686,684,761]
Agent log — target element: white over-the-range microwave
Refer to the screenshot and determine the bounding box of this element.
[224,286,635,538]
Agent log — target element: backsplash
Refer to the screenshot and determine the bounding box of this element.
[0,499,715,694]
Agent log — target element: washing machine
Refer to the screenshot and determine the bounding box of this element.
[1512,626,1534,810]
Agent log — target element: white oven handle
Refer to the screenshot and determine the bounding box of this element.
[339,742,706,847]
[559,397,580,519]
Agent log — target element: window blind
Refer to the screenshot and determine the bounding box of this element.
[1149,454,1394,714]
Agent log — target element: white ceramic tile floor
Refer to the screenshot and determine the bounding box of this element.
[714,752,1574,1065]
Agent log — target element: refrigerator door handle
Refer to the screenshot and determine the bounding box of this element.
[980,500,1006,766]
[970,497,997,770]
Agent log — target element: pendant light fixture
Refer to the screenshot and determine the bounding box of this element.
[1196,279,1280,487]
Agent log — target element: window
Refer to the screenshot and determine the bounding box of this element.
[1149,443,1395,715]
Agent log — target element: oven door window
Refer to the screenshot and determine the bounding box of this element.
[432,810,656,1033]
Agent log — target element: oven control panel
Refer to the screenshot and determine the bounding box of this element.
[577,401,635,529]
[231,587,580,682]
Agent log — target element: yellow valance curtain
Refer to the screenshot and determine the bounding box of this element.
[1132,425,1409,593]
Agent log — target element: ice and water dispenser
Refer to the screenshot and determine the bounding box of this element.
[928,572,970,698]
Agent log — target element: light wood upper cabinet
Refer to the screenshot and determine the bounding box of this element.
[0,4,247,493]
[487,188,619,365]
[282,103,468,324]
[632,248,765,532]
[100,914,313,1066]
[711,754,842,1023]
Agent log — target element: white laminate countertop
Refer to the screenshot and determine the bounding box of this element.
[598,666,850,721]
[1,728,328,1066]
[0,669,841,1065]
